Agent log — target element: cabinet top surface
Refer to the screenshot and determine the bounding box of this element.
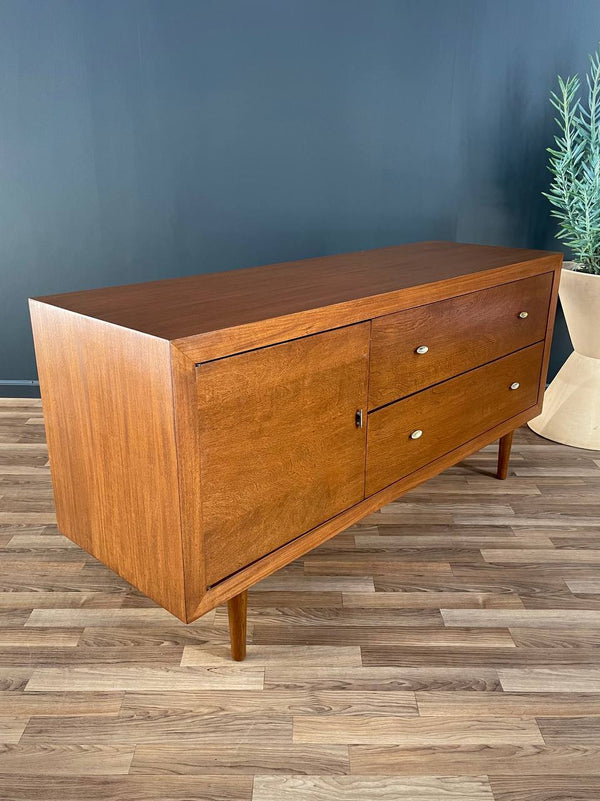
[33,241,561,342]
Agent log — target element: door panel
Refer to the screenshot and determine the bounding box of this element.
[197,323,370,585]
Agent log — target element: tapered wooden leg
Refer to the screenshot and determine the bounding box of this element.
[497,430,515,480]
[227,590,247,661]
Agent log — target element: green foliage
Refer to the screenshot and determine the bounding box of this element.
[545,45,600,274]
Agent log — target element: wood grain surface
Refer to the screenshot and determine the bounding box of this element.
[34,241,558,342]
[366,343,544,496]
[368,271,552,408]
[34,242,562,364]
[28,302,186,620]
[2,399,598,800]
[195,323,369,585]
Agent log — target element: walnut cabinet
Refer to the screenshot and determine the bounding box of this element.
[29,241,562,659]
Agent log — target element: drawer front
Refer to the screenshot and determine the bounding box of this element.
[369,272,553,409]
[366,342,544,496]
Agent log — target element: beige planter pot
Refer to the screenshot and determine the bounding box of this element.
[528,262,600,449]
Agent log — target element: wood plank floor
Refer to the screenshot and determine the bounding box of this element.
[1,397,599,800]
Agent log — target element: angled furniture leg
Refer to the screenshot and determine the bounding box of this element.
[497,429,515,480]
[227,590,248,661]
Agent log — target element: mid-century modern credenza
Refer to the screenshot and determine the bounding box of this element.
[29,241,562,660]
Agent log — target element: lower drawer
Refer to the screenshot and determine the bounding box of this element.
[365,342,544,496]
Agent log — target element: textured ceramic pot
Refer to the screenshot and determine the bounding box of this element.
[528,262,600,449]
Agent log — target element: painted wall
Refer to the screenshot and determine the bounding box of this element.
[1,0,596,393]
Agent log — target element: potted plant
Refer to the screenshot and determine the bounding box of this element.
[529,46,600,449]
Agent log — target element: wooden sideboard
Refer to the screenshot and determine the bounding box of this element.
[29,241,562,660]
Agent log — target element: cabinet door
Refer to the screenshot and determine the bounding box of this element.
[196,323,370,585]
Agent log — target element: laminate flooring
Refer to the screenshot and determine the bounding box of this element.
[0,398,599,800]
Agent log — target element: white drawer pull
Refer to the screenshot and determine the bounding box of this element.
[410,429,423,440]
[518,311,529,318]
[510,382,520,390]
[415,345,429,354]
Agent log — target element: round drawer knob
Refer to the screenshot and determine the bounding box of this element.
[410,429,423,440]
[415,345,429,354]
[510,382,520,390]
[518,311,529,319]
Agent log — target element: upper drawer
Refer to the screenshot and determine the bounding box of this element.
[368,271,553,409]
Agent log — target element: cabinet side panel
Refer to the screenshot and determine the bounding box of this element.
[29,300,185,620]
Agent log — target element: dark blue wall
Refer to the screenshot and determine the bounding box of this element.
[2,0,596,391]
